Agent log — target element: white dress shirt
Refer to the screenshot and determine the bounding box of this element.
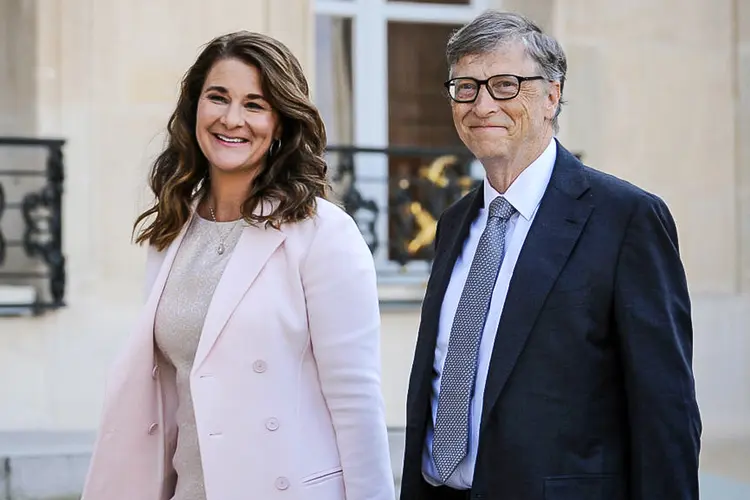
[422,138,557,489]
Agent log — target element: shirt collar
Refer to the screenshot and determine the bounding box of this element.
[483,138,557,221]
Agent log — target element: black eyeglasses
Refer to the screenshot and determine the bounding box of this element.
[444,74,547,103]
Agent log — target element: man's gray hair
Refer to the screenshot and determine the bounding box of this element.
[447,10,567,131]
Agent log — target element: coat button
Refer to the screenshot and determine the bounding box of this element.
[148,423,158,435]
[275,476,290,490]
[151,365,159,379]
[266,418,279,431]
[253,360,267,373]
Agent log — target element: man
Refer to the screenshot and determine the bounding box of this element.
[400,10,701,500]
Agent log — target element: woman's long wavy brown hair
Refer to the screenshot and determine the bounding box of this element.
[133,31,329,251]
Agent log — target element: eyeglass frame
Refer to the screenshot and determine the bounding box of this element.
[443,74,549,103]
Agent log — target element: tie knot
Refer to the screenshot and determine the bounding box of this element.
[488,196,515,221]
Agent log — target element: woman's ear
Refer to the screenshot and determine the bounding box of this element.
[274,120,283,142]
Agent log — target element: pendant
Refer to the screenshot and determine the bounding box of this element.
[217,243,225,255]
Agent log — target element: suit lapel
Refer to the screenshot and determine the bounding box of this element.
[410,189,483,415]
[425,187,484,330]
[192,221,286,372]
[479,144,593,432]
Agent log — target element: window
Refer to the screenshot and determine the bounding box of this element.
[314,0,489,285]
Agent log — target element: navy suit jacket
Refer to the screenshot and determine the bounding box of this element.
[400,141,702,500]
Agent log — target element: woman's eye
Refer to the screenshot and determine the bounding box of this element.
[245,102,263,110]
[208,95,228,103]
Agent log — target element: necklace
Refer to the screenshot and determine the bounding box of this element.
[208,202,240,255]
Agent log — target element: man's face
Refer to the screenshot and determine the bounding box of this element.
[449,42,560,164]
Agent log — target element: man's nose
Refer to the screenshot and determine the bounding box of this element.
[472,85,499,117]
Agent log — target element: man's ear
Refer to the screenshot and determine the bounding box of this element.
[547,80,561,120]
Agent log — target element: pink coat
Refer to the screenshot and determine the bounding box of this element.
[81,199,396,500]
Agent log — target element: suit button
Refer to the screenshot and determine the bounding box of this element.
[275,476,290,490]
[253,360,267,373]
[148,423,158,435]
[266,418,279,431]
[151,365,159,379]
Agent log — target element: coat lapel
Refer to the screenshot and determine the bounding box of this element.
[479,144,593,432]
[192,220,286,372]
[107,208,196,393]
[138,212,196,348]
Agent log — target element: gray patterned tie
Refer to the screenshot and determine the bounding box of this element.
[432,195,516,483]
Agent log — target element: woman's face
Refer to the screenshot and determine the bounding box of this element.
[195,57,281,175]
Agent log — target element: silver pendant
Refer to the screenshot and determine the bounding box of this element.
[217,243,225,255]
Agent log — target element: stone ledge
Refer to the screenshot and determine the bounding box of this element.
[1,454,90,500]
[1,428,748,499]
[0,428,406,500]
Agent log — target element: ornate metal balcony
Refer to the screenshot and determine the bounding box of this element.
[0,137,66,315]
[326,145,582,276]
[327,145,478,270]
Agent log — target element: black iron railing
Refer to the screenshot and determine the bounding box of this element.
[327,145,478,267]
[0,137,66,315]
[327,145,582,269]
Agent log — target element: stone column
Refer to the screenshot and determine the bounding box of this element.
[736,0,750,441]
[738,0,750,292]
[0,0,36,134]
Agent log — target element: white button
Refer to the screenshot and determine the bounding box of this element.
[151,365,159,379]
[266,418,279,431]
[275,476,290,490]
[253,360,267,373]
[148,423,158,435]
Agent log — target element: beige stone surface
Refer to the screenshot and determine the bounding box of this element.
[739,0,750,44]
[559,0,732,50]
[691,293,750,440]
[557,0,738,294]
[738,0,750,292]
[491,0,555,31]
[0,0,37,134]
[701,437,750,483]
[380,309,421,426]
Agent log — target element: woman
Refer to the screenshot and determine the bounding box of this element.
[81,31,395,500]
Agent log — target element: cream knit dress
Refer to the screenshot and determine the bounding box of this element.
[153,215,244,500]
